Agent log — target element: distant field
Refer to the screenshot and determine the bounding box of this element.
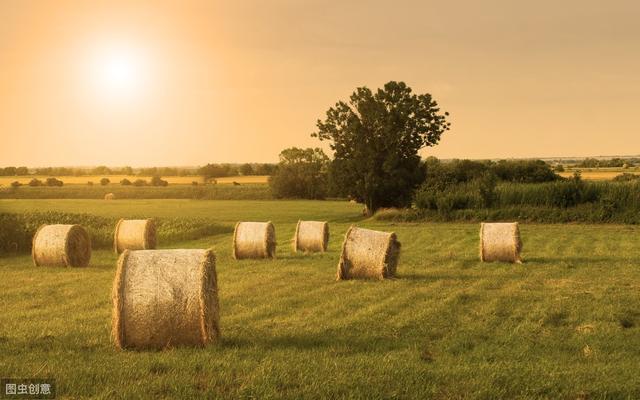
[1,199,640,398]
[559,168,640,180]
[0,175,269,186]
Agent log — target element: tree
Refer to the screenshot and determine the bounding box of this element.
[150,176,168,186]
[100,178,110,186]
[269,147,329,199]
[240,163,253,176]
[313,81,450,214]
[120,178,132,186]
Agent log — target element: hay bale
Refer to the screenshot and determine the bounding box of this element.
[104,193,116,200]
[32,224,91,267]
[113,219,157,254]
[111,249,220,350]
[337,226,401,280]
[233,221,276,259]
[293,220,329,252]
[479,222,523,263]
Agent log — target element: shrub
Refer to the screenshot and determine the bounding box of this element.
[120,178,132,186]
[191,181,199,186]
[133,179,147,187]
[10,181,21,188]
[87,181,94,186]
[28,178,42,187]
[100,178,110,186]
[45,177,63,187]
[150,176,168,187]
[613,173,640,182]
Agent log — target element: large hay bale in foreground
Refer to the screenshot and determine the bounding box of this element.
[112,249,220,350]
[233,221,276,259]
[104,193,116,200]
[337,226,401,280]
[293,220,329,252]
[113,219,157,254]
[479,222,523,263]
[32,224,91,267]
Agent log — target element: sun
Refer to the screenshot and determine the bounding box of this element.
[87,43,149,101]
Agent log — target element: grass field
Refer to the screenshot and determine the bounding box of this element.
[1,199,640,399]
[559,168,640,180]
[0,175,270,186]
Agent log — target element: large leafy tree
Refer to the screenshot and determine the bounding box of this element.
[313,81,450,214]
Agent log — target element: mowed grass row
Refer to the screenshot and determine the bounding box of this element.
[1,200,639,399]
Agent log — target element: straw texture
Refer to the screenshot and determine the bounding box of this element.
[111,249,220,350]
[32,224,91,268]
[293,220,329,252]
[233,221,276,259]
[337,226,401,280]
[113,219,157,254]
[104,193,116,200]
[479,222,523,263]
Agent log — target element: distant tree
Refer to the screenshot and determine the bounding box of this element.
[554,164,565,172]
[15,167,28,175]
[10,181,21,188]
[240,163,253,176]
[87,181,94,186]
[93,166,112,175]
[314,81,450,214]
[133,179,147,187]
[269,147,330,199]
[28,178,42,187]
[2,167,16,176]
[100,178,110,186]
[120,178,132,186]
[198,164,233,181]
[254,163,277,175]
[121,166,134,175]
[150,176,168,186]
[45,177,63,187]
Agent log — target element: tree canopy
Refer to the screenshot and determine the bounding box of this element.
[313,81,450,214]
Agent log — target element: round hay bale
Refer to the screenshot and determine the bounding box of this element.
[113,219,157,254]
[479,222,523,263]
[337,226,401,280]
[32,224,91,267]
[293,220,329,253]
[111,249,220,350]
[104,193,116,200]
[233,221,276,259]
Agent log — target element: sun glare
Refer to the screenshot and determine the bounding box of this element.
[87,43,149,101]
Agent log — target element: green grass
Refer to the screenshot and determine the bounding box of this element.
[1,199,640,399]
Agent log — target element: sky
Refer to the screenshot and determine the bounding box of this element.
[1,0,639,167]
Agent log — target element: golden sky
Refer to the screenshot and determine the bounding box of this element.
[1,0,639,167]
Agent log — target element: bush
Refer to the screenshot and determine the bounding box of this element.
[613,173,640,182]
[28,178,42,187]
[150,176,168,187]
[120,178,132,186]
[87,181,94,186]
[10,181,21,188]
[45,177,63,187]
[191,181,199,186]
[133,179,147,187]
[100,178,110,186]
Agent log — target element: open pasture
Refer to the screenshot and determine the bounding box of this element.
[1,199,640,398]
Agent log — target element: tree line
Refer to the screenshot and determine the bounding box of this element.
[0,164,278,177]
